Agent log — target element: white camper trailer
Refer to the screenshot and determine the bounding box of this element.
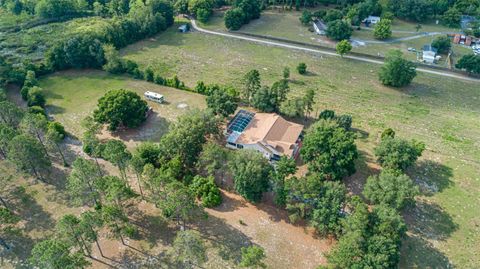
[144,91,164,103]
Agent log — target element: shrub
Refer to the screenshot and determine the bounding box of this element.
[381,128,395,140]
[373,19,392,40]
[297,62,307,74]
[336,40,352,57]
[190,176,222,207]
[319,109,335,120]
[379,50,416,87]
[47,121,67,139]
[28,106,46,116]
[27,86,46,107]
[375,137,425,171]
[326,19,352,41]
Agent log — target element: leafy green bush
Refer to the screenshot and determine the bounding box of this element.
[297,62,307,74]
[190,175,222,207]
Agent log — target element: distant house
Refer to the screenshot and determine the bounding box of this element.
[313,19,327,35]
[178,24,189,33]
[422,45,438,64]
[461,15,478,30]
[453,34,473,46]
[362,16,381,27]
[225,110,304,161]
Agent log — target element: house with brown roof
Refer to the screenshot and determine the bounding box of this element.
[226,110,304,161]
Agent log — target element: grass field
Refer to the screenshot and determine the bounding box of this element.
[119,19,480,268]
[39,70,207,143]
[200,10,472,67]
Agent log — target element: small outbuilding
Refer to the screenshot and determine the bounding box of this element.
[362,16,381,27]
[178,24,190,33]
[313,19,327,35]
[422,45,439,64]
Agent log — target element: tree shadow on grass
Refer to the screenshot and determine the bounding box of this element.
[10,186,55,235]
[0,187,55,266]
[127,206,176,248]
[409,160,454,196]
[114,249,174,269]
[1,236,37,269]
[210,190,248,213]
[45,104,66,116]
[195,214,252,263]
[110,112,170,143]
[404,200,458,242]
[400,234,453,269]
[344,149,381,196]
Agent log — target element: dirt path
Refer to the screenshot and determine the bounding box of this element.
[190,19,480,83]
[205,191,333,269]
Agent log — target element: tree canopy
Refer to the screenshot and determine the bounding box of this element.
[326,20,353,41]
[93,89,148,131]
[30,239,90,269]
[455,54,480,74]
[432,35,451,54]
[373,19,392,40]
[206,87,238,117]
[336,40,352,57]
[286,174,347,236]
[229,150,272,202]
[363,169,419,210]
[379,50,417,87]
[300,119,358,180]
[328,199,407,269]
[171,230,207,268]
[374,137,425,172]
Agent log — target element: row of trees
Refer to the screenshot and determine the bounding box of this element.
[224,0,262,30]
[388,0,480,24]
[237,68,317,118]
[326,129,423,267]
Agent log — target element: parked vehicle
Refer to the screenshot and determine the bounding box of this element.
[144,91,164,103]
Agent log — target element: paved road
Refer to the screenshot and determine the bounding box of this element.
[353,32,443,44]
[190,20,480,82]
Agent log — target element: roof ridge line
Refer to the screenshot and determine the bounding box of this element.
[262,114,281,141]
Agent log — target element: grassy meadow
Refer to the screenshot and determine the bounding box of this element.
[39,70,207,143]
[117,19,480,268]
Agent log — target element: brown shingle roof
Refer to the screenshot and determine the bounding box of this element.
[236,112,304,157]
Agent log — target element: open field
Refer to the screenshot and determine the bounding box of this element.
[200,10,472,67]
[119,19,480,268]
[38,70,207,146]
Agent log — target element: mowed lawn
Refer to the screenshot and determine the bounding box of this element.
[120,20,480,268]
[39,70,207,143]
